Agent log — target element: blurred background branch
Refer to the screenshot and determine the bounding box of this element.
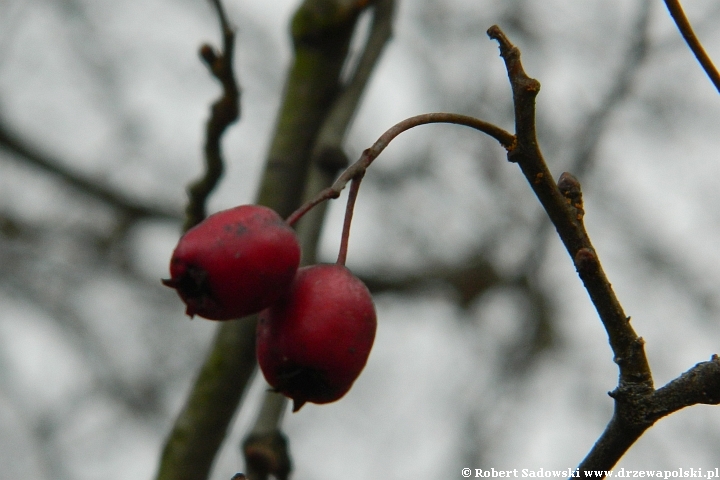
[0,117,181,222]
[184,0,240,232]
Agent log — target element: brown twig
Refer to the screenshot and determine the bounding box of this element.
[183,0,240,232]
[487,25,651,387]
[663,0,720,94]
[578,356,720,474]
[487,25,653,474]
[515,0,651,291]
[485,25,720,477]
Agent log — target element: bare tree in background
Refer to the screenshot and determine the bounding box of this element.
[1,1,720,479]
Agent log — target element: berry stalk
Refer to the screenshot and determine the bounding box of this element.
[336,172,364,266]
[285,112,514,228]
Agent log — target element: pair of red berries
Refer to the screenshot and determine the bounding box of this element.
[163,205,377,411]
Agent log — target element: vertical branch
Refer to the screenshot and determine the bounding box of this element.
[158,2,377,480]
[156,1,244,479]
[241,393,291,480]
[184,0,240,232]
[156,318,258,480]
[291,0,397,261]
[255,0,366,217]
[241,2,396,479]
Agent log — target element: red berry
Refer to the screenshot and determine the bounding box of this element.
[256,264,376,411]
[163,205,301,320]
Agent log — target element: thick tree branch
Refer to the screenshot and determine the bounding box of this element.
[158,2,374,479]
[156,317,258,480]
[242,2,396,479]
[155,1,245,479]
[292,0,396,259]
[256,0,369,218]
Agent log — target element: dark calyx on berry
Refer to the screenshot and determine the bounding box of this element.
[163,205,301,320]
[161,263,216,318]
[272,363,341,412]
[256,264,377,411]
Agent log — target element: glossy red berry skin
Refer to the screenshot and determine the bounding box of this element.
[256,264,377,411]
[163,205,301,320]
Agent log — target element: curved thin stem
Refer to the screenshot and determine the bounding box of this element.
[285,113,514,226]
